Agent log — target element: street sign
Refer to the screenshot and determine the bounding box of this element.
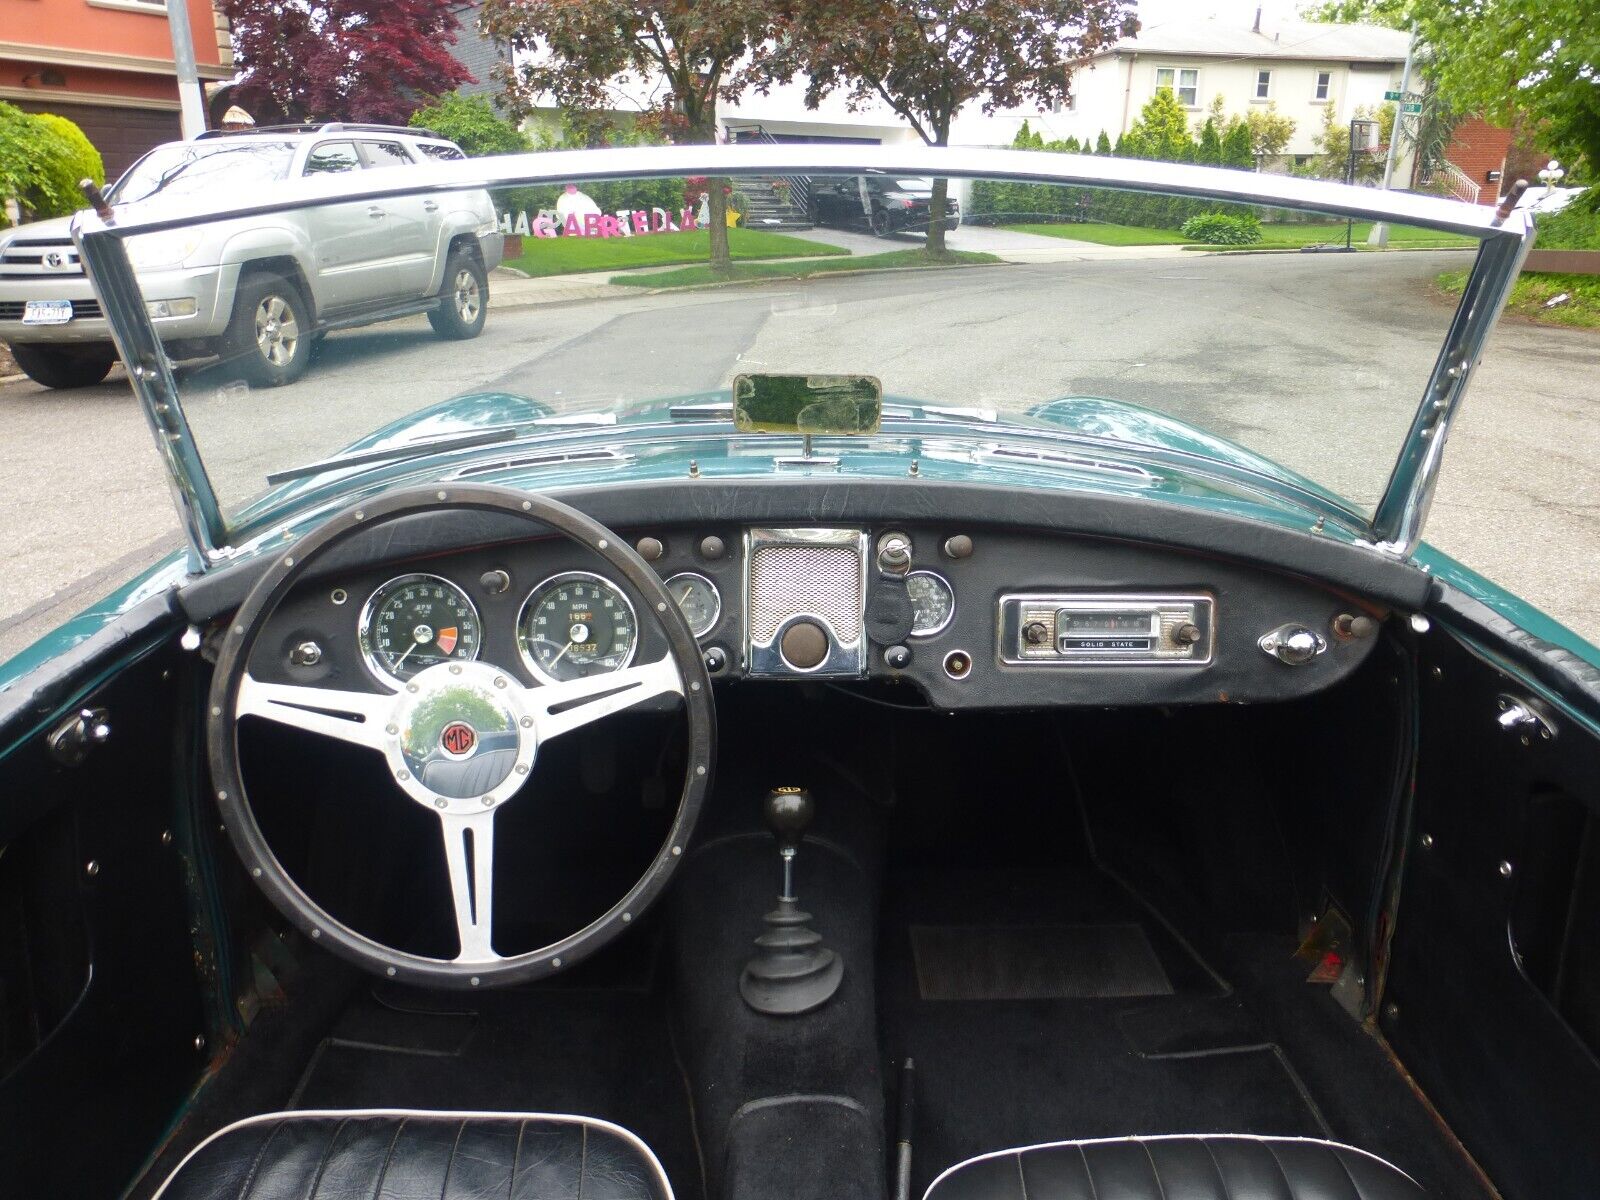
[1384,90,1402,101]
[1402,102,1423,113]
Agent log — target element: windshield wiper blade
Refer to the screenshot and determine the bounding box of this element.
[266,414,620,485]
[665,400,998,424]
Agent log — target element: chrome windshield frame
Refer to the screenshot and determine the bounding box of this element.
[69,142,1536,568]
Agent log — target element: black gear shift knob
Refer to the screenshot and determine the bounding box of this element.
[765,786,814,852]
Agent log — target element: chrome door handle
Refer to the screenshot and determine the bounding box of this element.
[423,201,439,212]
[367,206,386,219]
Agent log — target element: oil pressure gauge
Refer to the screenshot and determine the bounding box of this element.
[664,572,721,638]
[905,570,955,637]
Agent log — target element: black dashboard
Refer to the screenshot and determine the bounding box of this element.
[244,513,1388,708]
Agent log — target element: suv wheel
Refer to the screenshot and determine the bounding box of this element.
[9,343,117,390]
[223,271,312,387]
[870,208,894,237]
[428,248,488,340]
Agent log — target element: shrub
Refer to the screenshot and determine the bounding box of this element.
[1534,195,1600,249]
[409,93,530,158]
[1181,211,1263,245]
[0,102,103,223]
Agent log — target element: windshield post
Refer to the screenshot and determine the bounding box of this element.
[72,213,228,569]
[1370,224,1533,556]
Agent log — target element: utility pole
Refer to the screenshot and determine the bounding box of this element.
[166,0,208,139]
[1369,32,1415,248]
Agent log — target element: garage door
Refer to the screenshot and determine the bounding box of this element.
[13,100,182,182]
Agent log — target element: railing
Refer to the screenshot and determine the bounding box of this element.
[1419,160,1482,206]
[724,124,812,216]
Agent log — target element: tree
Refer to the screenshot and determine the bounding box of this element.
[1095,130,1113,155]
[1222,121,1254,169]
[779,0,1136,254]
[479,1,787,276]
[410,93,532,157]
[1244,103,1296,161]
[1130,87,1192,162]
[1303,0,1599,193]
[219,0,471,126]
[0,103,104,223]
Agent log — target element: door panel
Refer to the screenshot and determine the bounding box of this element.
[1382,617,1600,1200]
[301,141,391,310]
[0,645,207,1199]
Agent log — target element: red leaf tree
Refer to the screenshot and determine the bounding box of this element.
[778,0,1138,253]
[479,0,789,275]
[219,0,473,126]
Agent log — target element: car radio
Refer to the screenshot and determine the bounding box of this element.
[998,593,1214,665]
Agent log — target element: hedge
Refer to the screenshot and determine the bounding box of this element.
[0,102,104,225]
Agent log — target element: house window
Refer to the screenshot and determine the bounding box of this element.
[1155,67,1199,107]
[1255,70,1272,100]
[1314,71,1333,101]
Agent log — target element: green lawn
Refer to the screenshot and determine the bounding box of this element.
[1003,219,1474,250]
[1003,222,1190,246]
[508,228,848,277]
[1438,268,1600,330]
[610,248,1001,289]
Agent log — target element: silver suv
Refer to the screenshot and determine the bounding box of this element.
[0,123,504,389]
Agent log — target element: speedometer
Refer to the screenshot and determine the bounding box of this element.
[518,571,639,683]
[360,573,482,684]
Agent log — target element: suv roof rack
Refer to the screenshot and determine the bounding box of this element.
[193,122,438,140]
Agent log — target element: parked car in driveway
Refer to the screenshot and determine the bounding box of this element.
[0,123,503,389]
[810,174,961,236]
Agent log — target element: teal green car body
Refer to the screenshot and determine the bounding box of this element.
[3,389,1595,700]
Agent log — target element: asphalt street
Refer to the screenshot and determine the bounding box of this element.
[2,248,1597,665]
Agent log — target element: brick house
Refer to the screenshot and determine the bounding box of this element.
[1432,117,1515,204]
[1,0,232,178]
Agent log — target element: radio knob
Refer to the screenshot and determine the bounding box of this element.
[1174,622,1202,646]
[1023,620,1051,646]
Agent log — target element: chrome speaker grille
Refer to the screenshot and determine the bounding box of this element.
[748,543,864,644]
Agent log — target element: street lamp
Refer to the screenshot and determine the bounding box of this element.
[1538,159,1566,196]
[1345,118,1379,250]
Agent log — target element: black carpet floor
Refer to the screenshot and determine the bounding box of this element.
[286,924,706,1200]
[881,867,1330,1197]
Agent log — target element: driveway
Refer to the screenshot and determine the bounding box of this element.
[1,250,1596,665]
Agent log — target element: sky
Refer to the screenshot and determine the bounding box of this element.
[1134,0,1313,27]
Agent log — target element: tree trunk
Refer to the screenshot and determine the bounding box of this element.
[708,183,733,276]
[926,176,950,256]
[926,122,952,257]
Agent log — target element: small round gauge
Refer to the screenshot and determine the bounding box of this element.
[360,573,482,684]
[664,572,721,638]
[905,570,955,638]
[518,571,639,683]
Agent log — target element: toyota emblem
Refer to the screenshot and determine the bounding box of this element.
[43,251,68,270]
[439,722,477,758]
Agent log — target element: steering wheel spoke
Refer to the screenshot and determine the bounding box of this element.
[236,674,394,751]
[439,809,500,965]
[525,655,685,742]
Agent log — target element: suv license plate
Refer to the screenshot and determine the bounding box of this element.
[22,300,74,325]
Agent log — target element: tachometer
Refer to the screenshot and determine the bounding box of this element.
[518,571,639,682]
[360,573,482,684]
[906,570,955,637]
[664,572,721,638]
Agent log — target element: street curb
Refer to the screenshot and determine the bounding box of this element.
[606,259,1014,294]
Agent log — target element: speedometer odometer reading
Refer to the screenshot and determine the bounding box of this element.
[360,573,482,684]
[518,572,638,683]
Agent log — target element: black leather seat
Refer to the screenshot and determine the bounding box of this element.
[924,1135,1427,1200]
[154,1110,672,1200]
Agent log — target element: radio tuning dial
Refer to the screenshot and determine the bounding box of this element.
[1023,620,1052,646]
[1174,622,1202,646]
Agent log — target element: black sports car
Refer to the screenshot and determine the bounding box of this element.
[811,174,961,236]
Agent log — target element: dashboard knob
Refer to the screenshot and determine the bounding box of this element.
[1259,624,1326,666]
[884,644,912,670]
[700,535,726,561]
[942,534,973,560]
[780,620,830,670]
[1174,622,1202,646]
[636,537,664,562]
[289,640,323,666]
[1023,620,1051,646]
[704,646,728,674]
[479,569,511,594]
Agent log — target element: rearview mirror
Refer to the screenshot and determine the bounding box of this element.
[732,373,883,435]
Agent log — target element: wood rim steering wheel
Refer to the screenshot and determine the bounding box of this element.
[207,484,715,989]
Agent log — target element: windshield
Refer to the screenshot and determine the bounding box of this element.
[109,140,297,204]
[109,168,1482,526]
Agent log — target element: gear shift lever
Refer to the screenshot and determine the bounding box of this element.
[740,787,844,1015]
